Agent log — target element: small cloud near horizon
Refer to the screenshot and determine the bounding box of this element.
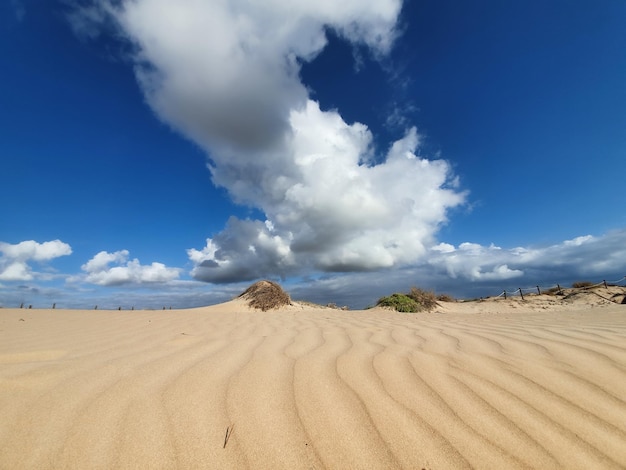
[74,249,181,286]
[0,240,72,282]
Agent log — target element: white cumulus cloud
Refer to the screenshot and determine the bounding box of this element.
[0,240,72,281]
[70,0,467,283]
[426,230,626,286]
[427,242,523,281]
[80,250,180,286]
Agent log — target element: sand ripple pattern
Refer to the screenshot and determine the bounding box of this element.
[1,305,625,469]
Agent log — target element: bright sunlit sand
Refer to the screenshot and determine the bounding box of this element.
[1,289,625,469]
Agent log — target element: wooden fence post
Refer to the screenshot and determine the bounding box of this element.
[519,288,524,300]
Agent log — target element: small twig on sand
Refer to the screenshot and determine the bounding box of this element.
[223,424,234,449]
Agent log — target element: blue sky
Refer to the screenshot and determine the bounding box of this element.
[1,0,625,309]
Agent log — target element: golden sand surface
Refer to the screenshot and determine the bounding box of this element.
[1,298,625,469]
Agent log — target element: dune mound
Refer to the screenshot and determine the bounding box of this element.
[237,280,291,311]
[561,285,626,306]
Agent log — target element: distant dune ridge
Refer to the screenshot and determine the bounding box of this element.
[1,283,626,469]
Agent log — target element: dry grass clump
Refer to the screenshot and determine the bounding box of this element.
[544,286,564,296]
[572,281,594,288]
[238,280,291,311]
[436,293,456,302]
[407,287,439,310]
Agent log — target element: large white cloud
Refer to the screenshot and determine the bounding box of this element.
[189,108,465,282]
[429,242,524,281]
[71,0,467,283]
[0,240,72,281]
[80,250,181,286]
[70,0,402,153]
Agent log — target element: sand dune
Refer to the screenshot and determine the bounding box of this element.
[1,298,625,469]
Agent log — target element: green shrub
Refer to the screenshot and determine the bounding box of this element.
[376,293,421,312]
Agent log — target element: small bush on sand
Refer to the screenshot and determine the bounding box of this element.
[436,293,456,302]
[572,281,593,289]
[238,280,291,311]
[376,287,442,313]
[407,287,439,310]
[377,293,420,312]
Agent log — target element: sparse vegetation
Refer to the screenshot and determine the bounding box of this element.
[572,281,593,288]
[407,287,439,310]
[325,302,349,310]
[238,280,291,311]
[544,286,568,296]
[436,293,456,302]
[544,287,562,296]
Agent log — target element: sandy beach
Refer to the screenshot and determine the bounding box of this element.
[1,294,625,469]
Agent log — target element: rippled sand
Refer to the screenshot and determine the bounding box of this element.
[1,299,625,469]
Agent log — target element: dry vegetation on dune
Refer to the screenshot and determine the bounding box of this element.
[238,280,292,311]
[236,281,458,314]
[236,280,626,314]
[561,285,626,305]
[471,284,626,309]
